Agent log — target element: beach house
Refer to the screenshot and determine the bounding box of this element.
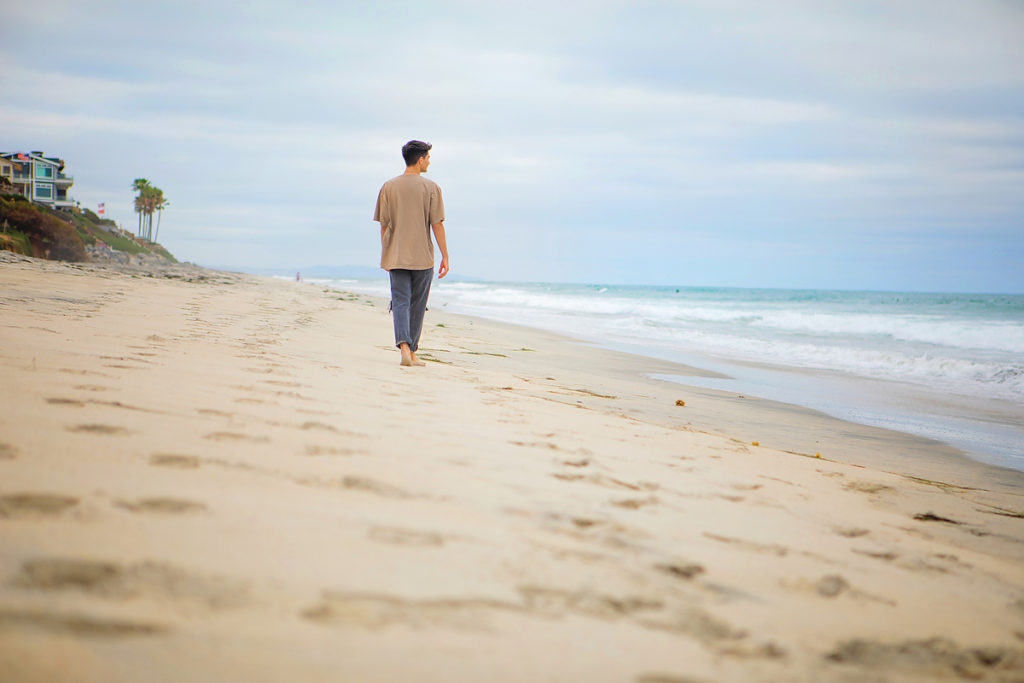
[0,151,76,211]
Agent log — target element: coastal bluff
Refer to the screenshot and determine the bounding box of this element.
[0,193,174,265]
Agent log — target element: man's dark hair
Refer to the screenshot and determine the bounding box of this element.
[402,140,432,167]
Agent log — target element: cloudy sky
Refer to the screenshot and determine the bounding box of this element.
[2,0,1022,292]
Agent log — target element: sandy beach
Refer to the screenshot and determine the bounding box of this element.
[2,252,1023,682]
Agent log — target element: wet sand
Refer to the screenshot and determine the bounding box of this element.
[2,252,1023,682]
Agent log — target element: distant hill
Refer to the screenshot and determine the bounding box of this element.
[0,193,175,263]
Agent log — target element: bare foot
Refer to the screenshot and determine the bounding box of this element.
[399,343,426,367]
[400,343,415,367]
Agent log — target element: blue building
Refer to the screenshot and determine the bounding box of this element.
[0,151,76,210]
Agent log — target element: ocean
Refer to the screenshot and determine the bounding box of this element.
[313,277,1024,472]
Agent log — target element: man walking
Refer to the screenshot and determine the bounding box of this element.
[374,140,449,366]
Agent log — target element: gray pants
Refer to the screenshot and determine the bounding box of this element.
[389,268,433,352]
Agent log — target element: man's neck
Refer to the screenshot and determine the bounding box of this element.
[403,167,421,176]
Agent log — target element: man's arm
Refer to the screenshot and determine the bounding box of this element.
[381,224,387,241]
[432,221,449,278]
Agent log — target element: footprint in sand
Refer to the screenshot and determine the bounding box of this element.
[654,562,706,581]
[0,608,167,638]
[203,432,269,443]
[299,593,501,629]
[843,481,894,495]
[517,585,664,620]
[795,575,896,605]
[913,512,963,525]
[825,637,1024,678]
[930,553,974,570]
[0,493,79,518]
[552,471,656,493]
[11,558,249,609]
[305,586,748,648]
[337,476,413,499]
[510,439,560,451]
[299,421,338,432]
[635,675,715,683]
[610,497,659,510]
[368,526,445,547]
[197,408,234,418]
[13,558,120,590]
[148,454,200,469]
[852,548,898,562]
[703,533,789,557]
[67,424,130,435]
[303,445,363,456]
[520,586,751,646]
[73,385,110,392]
[59,368,107,377]
[270,390,311,401]
[295,408,336,417]
[834,526,871,538]
[713,494,746,503]
[115,497,207,514]
[46,397,85,406]
[510,509,645,544]
[569,517,603,530]
[782,574,867,600]
[0,443,16,460]
[300,586,666,631]
[561,458,591,467]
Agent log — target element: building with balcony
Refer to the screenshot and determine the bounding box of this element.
[0,150,76,211]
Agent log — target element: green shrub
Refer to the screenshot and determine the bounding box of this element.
[2,201,42,232]
[99,230,147,255]
[0,230,32,255]
[0,200,87,261]
[80,208,115,227]
[40,214,87,261]
[71,222,97,246]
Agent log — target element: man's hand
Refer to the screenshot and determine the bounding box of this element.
[431,221,449,279]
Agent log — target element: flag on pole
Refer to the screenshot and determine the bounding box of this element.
[98,203,105,215]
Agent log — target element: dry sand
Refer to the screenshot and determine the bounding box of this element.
[1,252,1023,682]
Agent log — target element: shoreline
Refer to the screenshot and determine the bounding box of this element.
[317,275,1024,475]
[427,310,1024,495]
[3,255,1024,681]
[323,278,1024,493]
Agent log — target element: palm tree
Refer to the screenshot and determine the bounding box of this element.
[131,179,168,241]
[132,178,150,237]
[154,196,168,244]
[142,186,156,240]
[133,194,145,237]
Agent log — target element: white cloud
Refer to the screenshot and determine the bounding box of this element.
[2,0,1021,290]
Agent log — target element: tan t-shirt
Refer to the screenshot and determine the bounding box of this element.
[374,174,445,271]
